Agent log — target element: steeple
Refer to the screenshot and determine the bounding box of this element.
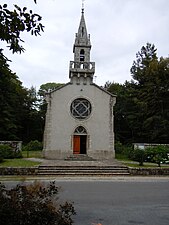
[69,8,95,84]
[73,8,91,58]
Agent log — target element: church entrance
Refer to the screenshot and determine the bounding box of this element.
[73,135,87,154]
[73,126,87,154]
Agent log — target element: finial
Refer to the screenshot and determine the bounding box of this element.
[82,0,85,13]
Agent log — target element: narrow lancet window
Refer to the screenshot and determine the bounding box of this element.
[82,27,84,37]
[80,49,85,61]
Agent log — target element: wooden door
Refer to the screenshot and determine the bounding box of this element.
[73,135,80,154]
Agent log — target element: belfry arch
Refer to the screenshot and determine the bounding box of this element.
[73,126,88,155]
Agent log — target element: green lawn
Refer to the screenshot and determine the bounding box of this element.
[124,162,158,168]
[125,162,169,168]
[116,153,169,168]
[0,151,43,167]
[0,158,41,167]
[22,151,43,158]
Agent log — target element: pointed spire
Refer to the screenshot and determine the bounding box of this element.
[74,6,91,52]
[69,4,95,83]
[77,11,87,40]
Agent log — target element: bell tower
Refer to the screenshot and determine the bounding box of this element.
[69,7,95,84]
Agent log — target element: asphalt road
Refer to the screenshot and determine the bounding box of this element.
[1,177,169,225]
[56,178,169,225]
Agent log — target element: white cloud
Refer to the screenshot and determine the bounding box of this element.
[2,0,169,89]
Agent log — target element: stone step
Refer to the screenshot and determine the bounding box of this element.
[64,154,96,161]
[38,169,128,172]
[38,172,130,176]
[38,165,130,176]
[38,166,128,170]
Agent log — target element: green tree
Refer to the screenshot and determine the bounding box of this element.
[107,81,135,144]
[130,43,169,143]
[0,50,27,140]
[130,43,158,84]
[0,181,76,225]
[130,148,147,166]
[38,82,64,122]
[107,43,169,145]
[20,86,44,143]
[146,145,169,167]
[0,51,44,142]
[0,1,44,53]
[38,82,64,98]
[0,1,44,142]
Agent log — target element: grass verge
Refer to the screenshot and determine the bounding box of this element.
[116,154,169,168]
[22,151,43,158]
[0,159,41,167]
[120,161,169,168]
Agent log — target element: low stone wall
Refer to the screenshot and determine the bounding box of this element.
[0,167,38,176]
[0,141,22,153]
[129,167,169,176]
[0,167,169,176]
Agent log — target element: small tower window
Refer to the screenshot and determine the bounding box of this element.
[82,27,84,37]
[80,49,85,61]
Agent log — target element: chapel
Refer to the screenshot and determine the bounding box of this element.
[43,7,116,160]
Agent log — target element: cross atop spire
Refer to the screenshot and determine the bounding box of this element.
[82,0,85,13]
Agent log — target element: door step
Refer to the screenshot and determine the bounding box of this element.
[65,154,95,161]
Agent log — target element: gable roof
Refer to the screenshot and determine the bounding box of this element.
[91,83,116,98]
[47,82,116,98]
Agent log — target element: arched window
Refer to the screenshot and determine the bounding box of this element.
[80,49,85,61]
[74,126,87,134]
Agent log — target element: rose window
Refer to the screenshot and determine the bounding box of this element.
[70,98,92,120]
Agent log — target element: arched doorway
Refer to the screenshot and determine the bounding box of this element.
[73,126,87,155]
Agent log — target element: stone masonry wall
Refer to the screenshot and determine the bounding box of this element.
[0,167,38,175]
[0,167,169,176]
[129,167,169,176]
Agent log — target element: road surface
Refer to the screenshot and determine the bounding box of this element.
[1,176,169,225]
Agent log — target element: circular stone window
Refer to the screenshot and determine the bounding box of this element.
[70,98,92,120]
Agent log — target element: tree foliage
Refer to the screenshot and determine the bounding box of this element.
[0,2,44,53]
[0,144,22,161]
[130,148,147,166]
[0,1,45,143]
[38,82,64,124]
[146,145,169,167]
[0,50,26,140]
[0,181,76,225]
[108,43,169,145]
[22,140,43,152]
[0,50,44,143]
[38,82,64,97]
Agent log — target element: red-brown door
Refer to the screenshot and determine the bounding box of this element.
[73,135,80,154]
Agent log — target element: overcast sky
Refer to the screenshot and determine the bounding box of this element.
[2,0,169,89]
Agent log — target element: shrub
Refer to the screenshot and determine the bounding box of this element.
[146,145,169,167]
[123,146,134,159]
[23,140,43,151]
[0,144,22,161]
[0,181,76,225]
[115,141,125,154]
[115,142,133,159]
[0,148,4,162]
[130,148,147,166]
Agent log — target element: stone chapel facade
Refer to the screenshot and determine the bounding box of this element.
[43,9,116,160]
